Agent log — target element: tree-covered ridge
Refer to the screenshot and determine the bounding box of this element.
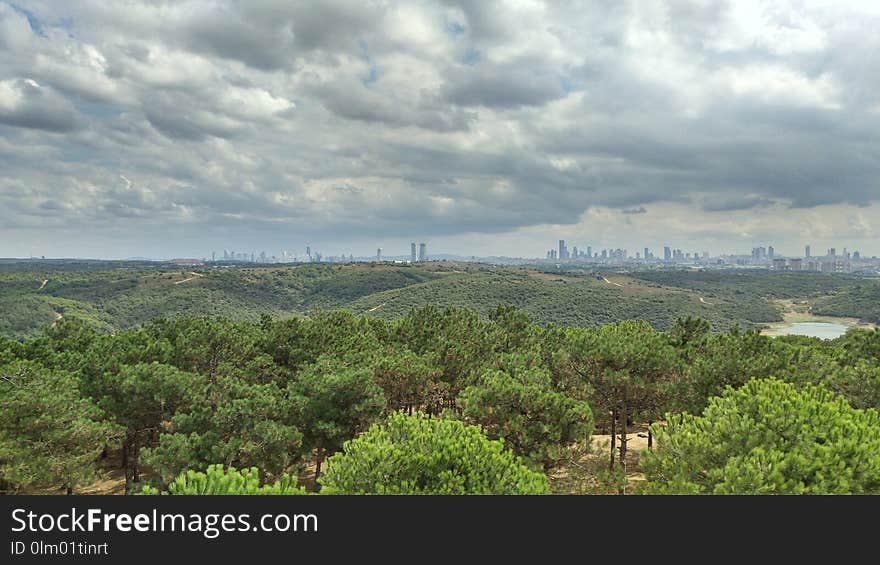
[0,262,451,338]
[627,270,860,298]
[1,306,879,495]
[813,282,880,324]
[6,261,861,340]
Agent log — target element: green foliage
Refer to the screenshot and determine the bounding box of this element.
[139,464,305,495]
[371,349,441,414]
[813,282,880,324]
[631,270,856,301]
[671,330,781,414]
[458,360,593,470]
[0,360,122,493]
[2,264,880,496]
[395,305,496,398]
[836,327,880,365]
[672,328,880,414]
[668,316,711,347]
[7,261,858,341]
[319,412,550,494]
[564,321,681,420]
[640,379,880,494]
[141,372,302,484]
[289,356,386,476]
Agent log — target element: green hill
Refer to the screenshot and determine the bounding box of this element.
[4,260,874,339]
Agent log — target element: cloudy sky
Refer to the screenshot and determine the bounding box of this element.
[1,0,879,259]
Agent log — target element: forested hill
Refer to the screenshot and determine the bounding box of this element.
[1,260,877,339]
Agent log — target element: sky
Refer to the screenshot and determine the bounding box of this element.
[1,0,879,260]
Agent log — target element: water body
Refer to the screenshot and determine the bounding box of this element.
[778,322,849,340]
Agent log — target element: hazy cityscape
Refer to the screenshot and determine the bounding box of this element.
[9,237,880,277]
[28,238,867,275]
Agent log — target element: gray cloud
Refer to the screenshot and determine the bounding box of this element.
[1,0,880,258]
[0,78,80,132]
[443,59,567,108]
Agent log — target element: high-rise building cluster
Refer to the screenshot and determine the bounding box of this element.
[743,243,864,273]
[543,240,709,265]
[215,249,270,263]
[203,241,432,265]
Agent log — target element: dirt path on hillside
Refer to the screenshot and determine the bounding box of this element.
[50,310,62,328]
[698,296,714,305]
[602,276,624,287]
[38,279,48,290]
[173,272,205,285]
[367,303,386,312]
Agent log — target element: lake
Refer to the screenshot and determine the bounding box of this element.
[777,322,849,340]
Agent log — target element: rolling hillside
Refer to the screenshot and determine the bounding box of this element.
[0,260,799,339]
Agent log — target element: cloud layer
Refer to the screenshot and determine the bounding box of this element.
[1,0,879,258]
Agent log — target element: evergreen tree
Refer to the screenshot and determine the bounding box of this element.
[458,361,593,470]
[563,321,680,470]
[290,356,386,480]
[139,464,305,495]
[0,360,122,494]
[640,379,880,494]
[319,412,550,494]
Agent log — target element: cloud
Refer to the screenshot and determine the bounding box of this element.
[0,78,80,132]
[442,59,567,108]
[1,0,880,259]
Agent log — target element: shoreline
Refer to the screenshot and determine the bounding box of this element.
[760,299,876,337]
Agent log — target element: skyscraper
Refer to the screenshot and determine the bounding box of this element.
[376,248,382,262]
[664,246,672,262]
[418,243,427,261]
[805,245,811,258]
[411,242,417,262]
[558,240,567,260]
[768,246,775,258]
[644,247,650,261]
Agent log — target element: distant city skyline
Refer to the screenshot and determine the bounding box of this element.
[8,237,875,264]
